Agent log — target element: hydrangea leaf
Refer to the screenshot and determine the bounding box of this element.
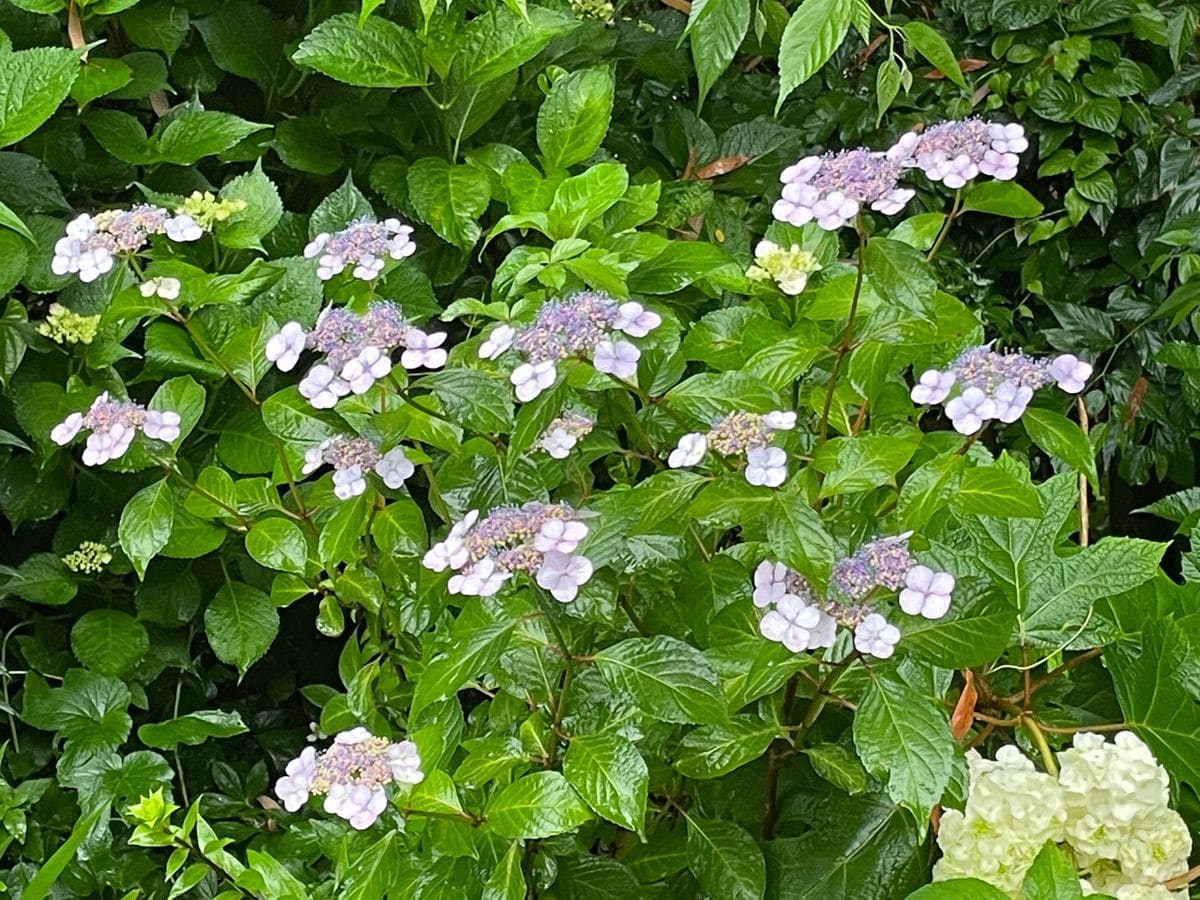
[593,635,727,725]
[70,609,150,677]
[292,13,425,88]
[0,46,82,148]
[485,771,593,839]
[203,581,279,676]
[563,732,648,836]
[21,669,132,752]
[137,711,249,750]
[685,816,765,900]
[537,65,615,171]
[118,478,176,579]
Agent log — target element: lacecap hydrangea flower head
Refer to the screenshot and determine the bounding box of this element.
[51,392,181,466]
[304,216,416,281]
[274,727,423,830]
[935,733,1192,898]
[422,502,594,602]
[668,410,796,488]
[753,533,955,659]
[265,301,448,409]
[301,435,414,500]
[911,344,1093,435]
[888,118,1028,188]
[51,204,203,283]
[773,148,915,231]
[478,292,662,401]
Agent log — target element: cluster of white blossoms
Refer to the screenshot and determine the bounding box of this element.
[51,205,203,283]
[478,292,661,401]
[422,502,593,602]
[774,118,1027,231]
[265,302,448,408]
[668,410,796,487]
[753,533,955,659]
[274,727,423,830]
[301,435,414,500]
[138,277,181,301]
[935,733,1192,898]
[534,411,594,459]
[51,392,181,466]
[745,240,823,295]
[911,344,1094,434]
[304,217,416,281]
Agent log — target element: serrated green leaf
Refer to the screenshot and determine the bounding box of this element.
[486,771,593,839]
[563,733,648,836]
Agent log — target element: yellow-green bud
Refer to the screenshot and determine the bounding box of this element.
[176,191,247,230]
[62,541,113,574]
[37,303,101,346]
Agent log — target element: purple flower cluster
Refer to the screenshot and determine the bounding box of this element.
[535,411,594,459]
[302,435,414,500]
[478,293,662,401]
[265,302,448,408]
[51,392,181,466]
[774,118,1028,231]
[51,205,203,283]
[911,344,1093,434]
[667,410,796,487]
[753,534,955,659]
[304,217,416,281]
[422,502,593,602]
[274,727,423,830]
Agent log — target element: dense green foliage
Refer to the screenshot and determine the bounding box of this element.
[0,0,1199,897]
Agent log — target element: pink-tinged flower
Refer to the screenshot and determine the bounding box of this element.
[535,412,593,458]
[535,551,594,602]
[274,746,317,812]
[992,381,1034,424]
[511,360,557,402]
[341,347,392,394]
[898,565,955,619]
[298,364,351,409]
[911,369,957,405]
[1049,354,1092,394]
[266,321,307,372]
[479,324,516,360]
[854,613,901,658]
[448,558,512,597]
[52,393,182,466]
[612,301,662,338]
[946,387,998,435]
[668,433,708,468]
[762,410,797,431]
[593,339,640,380]
[759,594,827,652]
[304,217,415,282]
[745,446,787,487]
[753,561,790,608]
[774,149,914,231]
[890,119,1028,187]
[534,518,589,554]
[375,448,415,489]
[399,329,448,370]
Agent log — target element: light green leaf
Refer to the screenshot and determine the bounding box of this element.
[952,466,1042,518]
[537,65,616,171]
[689,0,751,106]
[217,161,283,250]
[0,46,82,148]
[118,479,176,579]
[421,368,513,433]
[204,581,279,676]
[153,110,268,165]
[563,732,648,836]
[902,22,967,88]
[1022,841,1084,900]
[482,842,526,900]
[806,743,869,794]
[410,615,520,720]
[686,816,765,900]
[673,716,776,779]
[1022,407,1099,489]
[906,880,1010,900]
[70,610,150,677]
[407,158,491,250]
[451,7,579,85]
[961,181,1044,218]
[776,0,852,112]
[245,518,308,575]
[138,711,249,750]
[293,13,426,88]
[21,669,132,751]
[864,237,937,321]
[486,771,593,839]
[594,635,727,725]
[852,673,955,819]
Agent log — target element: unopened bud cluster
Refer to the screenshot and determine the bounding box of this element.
[302,435,414,500]
[746,241,822,295]
[478,293,661,401]
[753,533,954,659]
[51,392,181,466]
[177,191,247,229]
[774,118,1027,231]
[62,541,113,574]
[668,410,795,487]
[304,217,416,281]
[935,733,1191,898]
[266,302,448,408]
[274,727,424,830]
[534,411,594,459]
[911,344,1093,434]
[38,303,101,345]
[423,502,593,602]
[52,205,203,283]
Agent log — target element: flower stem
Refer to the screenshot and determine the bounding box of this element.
[817,222,868,443]
[926,189,963,262]
[1023,716,1058,776]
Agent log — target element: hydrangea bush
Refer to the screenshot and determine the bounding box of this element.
[0,0,1199,898]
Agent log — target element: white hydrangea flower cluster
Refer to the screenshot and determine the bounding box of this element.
[774,118,1027,231]
[303,217,416,281]
[265,302,448,408]
[667,410,796,488]
[51,205,203,283]
[138,276,181,301]
[534,411,594,459]
[888,119,1028,187]
[911,344,1094,435]
[753,533,955,659]
[745,240,823,295]
[478,292,661,401]
[935,733,1192,898]
[274,727,423,830]
[51,392,181,466]
[301,435,414,500]
[422,502,593,602]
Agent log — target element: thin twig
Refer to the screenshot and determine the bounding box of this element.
[1077,395,1090,547]
[817,222,868,442]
